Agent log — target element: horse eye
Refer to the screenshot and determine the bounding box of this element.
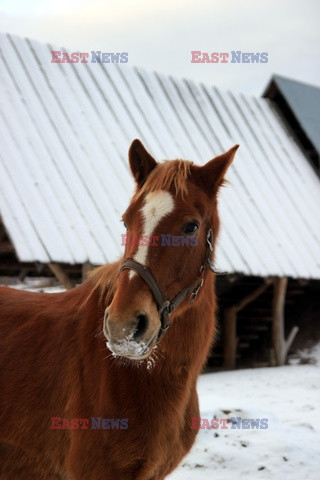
[122,220,128,229]
[182,221,199,235]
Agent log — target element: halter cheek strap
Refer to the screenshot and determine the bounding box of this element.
[118,229,216,340]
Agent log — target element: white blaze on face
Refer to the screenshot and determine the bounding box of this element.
[129,190,174,278]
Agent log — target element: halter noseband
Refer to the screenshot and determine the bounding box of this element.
[118,229,216,340]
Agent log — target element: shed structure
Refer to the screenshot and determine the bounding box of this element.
[1,33,320,368]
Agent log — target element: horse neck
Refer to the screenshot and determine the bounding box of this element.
[73,268,216,411]
[160,274,216,376]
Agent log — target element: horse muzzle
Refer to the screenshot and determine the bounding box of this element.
[103,306,160,360]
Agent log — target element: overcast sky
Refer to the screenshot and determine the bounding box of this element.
[0,0,319,95]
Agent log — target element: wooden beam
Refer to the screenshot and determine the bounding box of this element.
[223,279,273,370]
[272,277,299,366]
[82,261,94,282]
[223,307,237,369]
[272,277,287,365]
[0,241,15,253]
[234,278,272,312]
[48,263,74,290]
[286,326,300,353]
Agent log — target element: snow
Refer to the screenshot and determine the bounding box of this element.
[8,277,66,293]
[106,334,149,359]
[168,345,320,480]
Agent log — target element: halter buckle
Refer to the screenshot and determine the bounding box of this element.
[159,300,171,317]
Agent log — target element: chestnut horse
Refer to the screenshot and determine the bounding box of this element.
[0,139,238,480]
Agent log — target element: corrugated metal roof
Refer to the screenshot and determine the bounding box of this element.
[0,33,320,278]
[264,75,320,157]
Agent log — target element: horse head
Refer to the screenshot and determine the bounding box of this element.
[103,139,238,360]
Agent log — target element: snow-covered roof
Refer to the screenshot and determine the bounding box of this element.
[1,33,320,279]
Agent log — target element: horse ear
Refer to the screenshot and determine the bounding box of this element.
[128,139,158,188]
[199,145,239,197]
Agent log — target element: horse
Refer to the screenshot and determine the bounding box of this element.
[0,139,238,480]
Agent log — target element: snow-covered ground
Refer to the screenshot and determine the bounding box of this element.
[6,277,67,293]
[4,279,319,478]
[169,345,320,480]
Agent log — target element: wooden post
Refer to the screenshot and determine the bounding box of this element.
[82,262,94,282]
[223,278,273,370]
[224,307,237,369]
[48,263,73,290]
[272,277,299,366]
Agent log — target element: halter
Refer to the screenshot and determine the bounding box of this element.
[118,229,216,340]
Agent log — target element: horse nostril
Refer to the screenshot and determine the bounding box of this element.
[133,313,149,339]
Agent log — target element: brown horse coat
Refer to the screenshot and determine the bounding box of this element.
[0,140,238,479]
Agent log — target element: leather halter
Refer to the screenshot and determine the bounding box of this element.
[118,230,216,340]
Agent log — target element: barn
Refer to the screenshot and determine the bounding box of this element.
[1,33,319,369]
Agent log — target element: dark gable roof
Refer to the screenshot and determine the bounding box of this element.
[263,75,320,163]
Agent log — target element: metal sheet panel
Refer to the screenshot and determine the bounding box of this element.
[0,33,319,278]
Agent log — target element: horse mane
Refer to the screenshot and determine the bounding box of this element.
[85,260,121,307]
[135,159,193,199]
